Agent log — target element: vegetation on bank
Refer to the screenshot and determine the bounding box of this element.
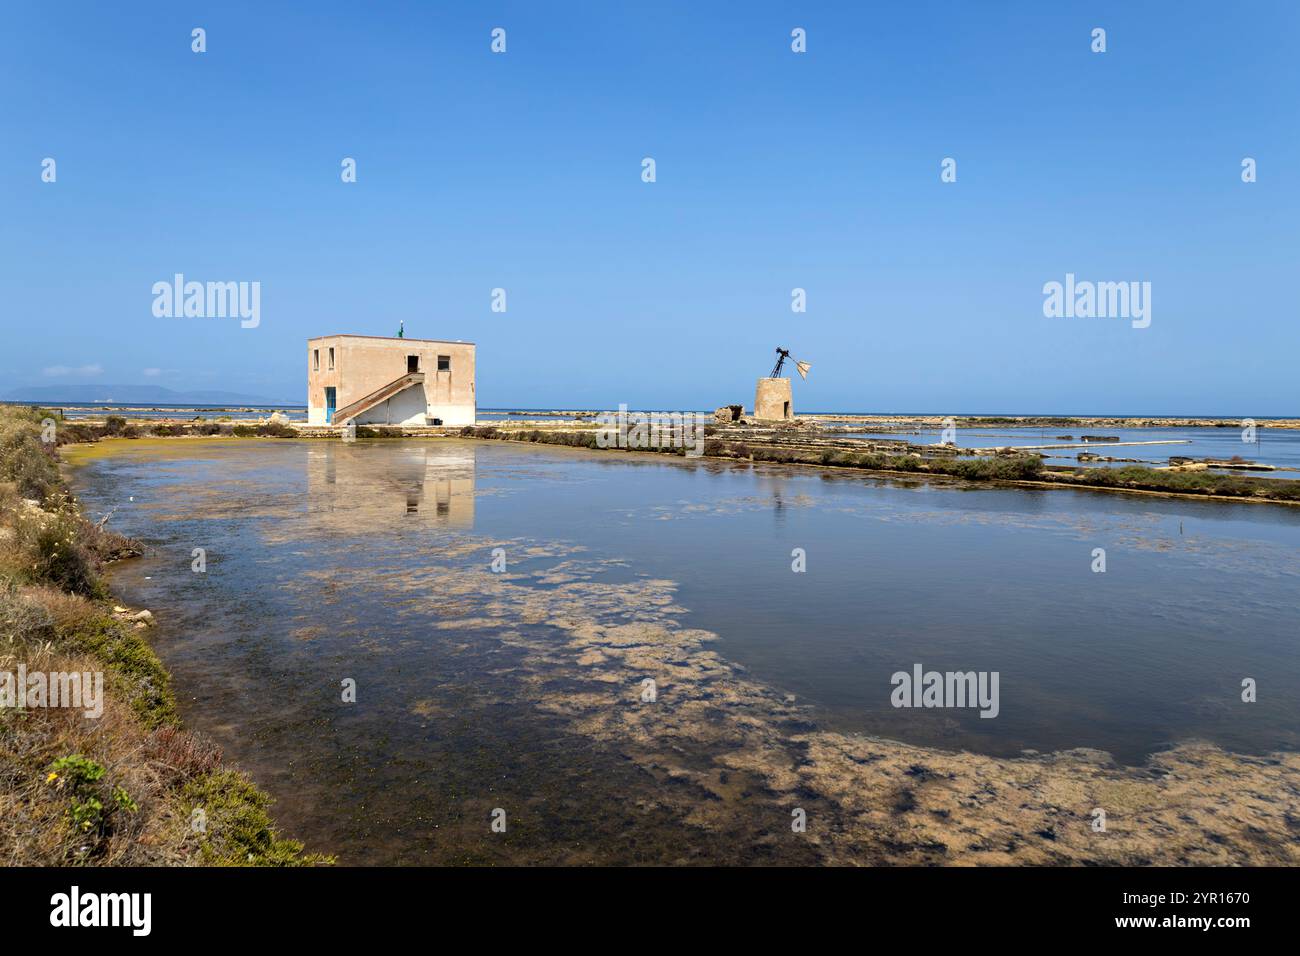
[56,417,413,440]
[457,425,1300,502]
[0,405,327,865]
[1050,463,1300,501]
[55,415,299,440]
[457,425,1048,477]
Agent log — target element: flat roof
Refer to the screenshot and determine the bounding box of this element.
[308,334,475,346]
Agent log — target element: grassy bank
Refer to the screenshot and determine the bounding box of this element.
[457,425,1046,478]
[1047,463,1300,501]
[0,405,326,865]
[457,425,1300,503]
[56,417,415,440]
[51,415,298,441]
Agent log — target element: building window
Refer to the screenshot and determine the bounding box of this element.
[407,355,420,374]
[437,355,450,372]
[328,347,335,371]
[313,349,319,371]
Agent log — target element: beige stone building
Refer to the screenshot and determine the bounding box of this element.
[754,377,793,421]
[307,334,476,427]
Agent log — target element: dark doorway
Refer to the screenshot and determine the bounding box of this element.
[407,355,419,373]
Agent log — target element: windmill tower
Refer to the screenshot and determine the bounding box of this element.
[754,347,810,421]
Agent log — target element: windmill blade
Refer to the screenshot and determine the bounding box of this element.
[794,360,811,381]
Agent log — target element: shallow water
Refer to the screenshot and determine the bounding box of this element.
[67,438,1300,862]
[843,424,1300,478]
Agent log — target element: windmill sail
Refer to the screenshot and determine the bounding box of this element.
[794,360,811,381]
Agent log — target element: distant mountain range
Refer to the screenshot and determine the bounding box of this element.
[2,384,295,406]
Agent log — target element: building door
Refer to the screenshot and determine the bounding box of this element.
[325,387,336,424]
[407,355,420,373]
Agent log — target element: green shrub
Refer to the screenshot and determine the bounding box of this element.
[354,425,402,438]
[942,456,1044,481]
[50,754,106,787]
[0,421,60,500]
[63,613,176,726]
[49,754,109,836]
[55,423,101,445]
[13,503,101,597]
[183,770,332,866]
[232,422,296,438]
[112,786,139,813]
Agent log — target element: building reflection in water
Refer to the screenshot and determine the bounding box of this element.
[305,441,476,529]
[752,472,788,527]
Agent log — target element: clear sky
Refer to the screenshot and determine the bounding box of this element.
[2,1,1297,414]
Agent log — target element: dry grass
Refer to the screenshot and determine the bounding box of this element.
[0,642,187,865]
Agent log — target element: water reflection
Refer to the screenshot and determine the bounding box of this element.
[306,442,476,528]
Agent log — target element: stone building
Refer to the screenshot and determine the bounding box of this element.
[306,334,476,427]
[753,377,793,421]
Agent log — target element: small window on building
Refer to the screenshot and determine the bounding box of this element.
[328,347,335,370]
[407,355,419,374]
[437,355,450,372]
[313,349,319,371]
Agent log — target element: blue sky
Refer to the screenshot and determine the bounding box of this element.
[1,1,1296,413]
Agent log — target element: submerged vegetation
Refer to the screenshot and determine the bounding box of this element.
[0,404,326,865]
